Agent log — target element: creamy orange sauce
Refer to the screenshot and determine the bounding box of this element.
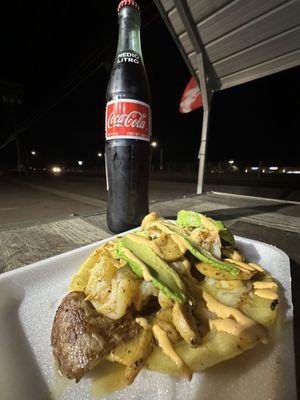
[253,281,277,290]
[254,289,278,300]
[202,291,267,343]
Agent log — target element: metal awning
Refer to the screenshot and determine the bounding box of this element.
[153,0,300,192]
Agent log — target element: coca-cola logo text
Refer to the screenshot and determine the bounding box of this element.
[108,110,146,129]
[106,100,150,141]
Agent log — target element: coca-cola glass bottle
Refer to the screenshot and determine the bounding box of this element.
[105,0,151,233]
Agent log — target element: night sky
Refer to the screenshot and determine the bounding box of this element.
[0,0,299,168]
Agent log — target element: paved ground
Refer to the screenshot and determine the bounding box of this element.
[0,174,299,230]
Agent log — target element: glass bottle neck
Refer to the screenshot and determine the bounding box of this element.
[117,6,142,57]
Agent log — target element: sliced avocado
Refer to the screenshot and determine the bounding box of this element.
[162,221,239,277]
[116,240,185,303]
[177,210,203,228]
[118,234,186,303]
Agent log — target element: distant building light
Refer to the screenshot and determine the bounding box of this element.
[31,150,37,156]
[262,169,266,173]
[211,170,214,173]
[245,168,248,173]
[151,141,158,147]
[228,160,234,164]
[78,160,83,166]
[97,152,102,157]
[269,166,278,170]
[282,169,286,173]
[251,167,259,171]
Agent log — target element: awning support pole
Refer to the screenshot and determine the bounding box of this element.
[170,0,217,195]
[197,52,213,194]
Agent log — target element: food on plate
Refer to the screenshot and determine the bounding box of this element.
[51,210,279,389]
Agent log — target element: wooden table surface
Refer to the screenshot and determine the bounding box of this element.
[0,191,299,393]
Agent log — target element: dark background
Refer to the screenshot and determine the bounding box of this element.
[0,0,299,168]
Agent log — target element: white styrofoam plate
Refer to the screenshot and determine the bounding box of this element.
[0,235,296,400]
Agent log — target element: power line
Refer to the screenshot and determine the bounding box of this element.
[0,2,159,151]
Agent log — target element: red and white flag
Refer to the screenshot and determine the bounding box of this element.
[179,77,202,113]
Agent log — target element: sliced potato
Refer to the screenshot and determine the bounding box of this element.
[156,308,180,343]
[69,248,102,292]
[146,329,258,375]
[153,233,185,261]
[195,262,255,281]
[239,292,279,328]
[200,279,249,307]
[172,303,201,347]
[152,324,192,380]
[221,248,245,262]
[107,327,153,384]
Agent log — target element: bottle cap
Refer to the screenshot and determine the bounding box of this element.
[117,0,140,13]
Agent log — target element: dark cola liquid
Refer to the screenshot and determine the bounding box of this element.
[105,51,151,233]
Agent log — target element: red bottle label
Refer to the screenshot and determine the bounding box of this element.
[105,99,151,141]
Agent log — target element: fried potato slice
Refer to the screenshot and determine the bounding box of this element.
[69,248,102,292]
[153,233,186,261]
[195,262,256,281]
[107,326,154,384]
[152,324,192,380]
[200,278,249,307]
[239,292,279,328]
[146,329,258,375]
[221,248,245,262]
[172,303,201,347]
[156,308,181,343]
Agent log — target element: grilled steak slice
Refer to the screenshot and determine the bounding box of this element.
[51,291,140,382]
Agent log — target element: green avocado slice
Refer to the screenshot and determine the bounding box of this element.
[116,241,184,303]
[162,221,240,277]
[117,234,186,303]
[177,210,204,228]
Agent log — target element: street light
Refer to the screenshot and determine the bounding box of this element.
[228,160,234,164]
[97,152,103,158]
[78,160,83,166]
[31,150,37,156]
[151,141,157,148]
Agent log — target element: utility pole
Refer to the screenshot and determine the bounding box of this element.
[0,82,24,174]
[159,147,163,171]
